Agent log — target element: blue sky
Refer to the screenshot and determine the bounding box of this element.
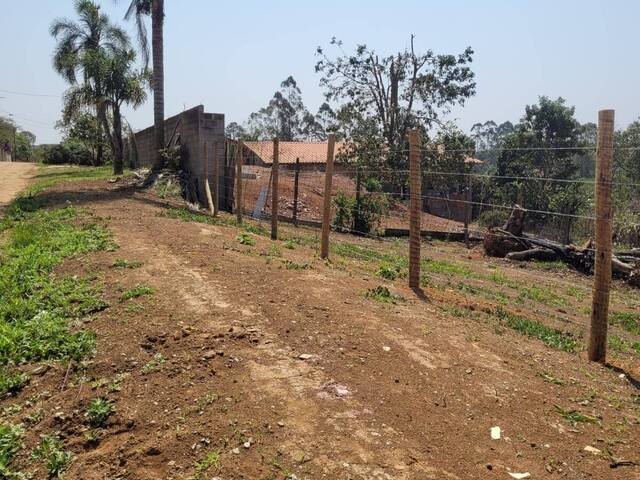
[1,0,638,144]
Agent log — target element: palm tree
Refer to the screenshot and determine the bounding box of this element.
[124,0,165,171]
[63,49,148,175]
[51,0,128,166]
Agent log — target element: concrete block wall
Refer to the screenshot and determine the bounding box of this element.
[133,105,225,206]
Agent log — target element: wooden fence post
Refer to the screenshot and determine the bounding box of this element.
[464,180,472,249]
[588,109,615,363]
[212,140,219,217]
[354,168,362,234]
[320,134,336,259]
[236,140,244,224]
[203,142,215,215]
[408,129,422,289]
[293,158,300,227]
[271,138,279,240]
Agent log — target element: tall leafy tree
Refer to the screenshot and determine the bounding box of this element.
[316,36,476,180]
[51,0,128,166]
[123,0,165,171]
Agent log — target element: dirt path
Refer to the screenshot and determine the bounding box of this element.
[3,179,639,480]
[0,161,37,209]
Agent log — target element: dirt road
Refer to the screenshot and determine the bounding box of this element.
[3,177,639,479]
[0,161,37,208]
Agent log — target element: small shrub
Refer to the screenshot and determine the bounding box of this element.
[120,285,154,302]
[0,371,30,398]
[282,260,310,270]
[86,398,114,428]
[365,286,403,303]
[236,232,255,246]
[554,405,599,426]
[32,434,72,478]
[333,191,355,232]
[377,263,402,280]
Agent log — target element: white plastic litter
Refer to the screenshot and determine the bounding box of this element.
[508,473,530,479]
[490,426,501,440]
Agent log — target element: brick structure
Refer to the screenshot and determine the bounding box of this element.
[132,105,225,206]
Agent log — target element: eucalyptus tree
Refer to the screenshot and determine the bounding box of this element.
[51,0,129,166]
[123,0,165,171]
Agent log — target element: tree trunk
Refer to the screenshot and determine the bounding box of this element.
[112,106,124,175]
[151,0,165,171]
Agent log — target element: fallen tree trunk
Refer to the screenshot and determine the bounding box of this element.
[484,206,639,287]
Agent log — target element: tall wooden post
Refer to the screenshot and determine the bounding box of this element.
[236,140,244,224]
[588,109,615,363]
[408,130,422,289]
[320,135,336,259]
[271,138,280,240]
[464,180,472,249]
[212,140,219,217]
[203,142,215,215]
[354,168,362,233]
[293,158,300,227]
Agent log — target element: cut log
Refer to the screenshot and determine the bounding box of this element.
[506,247,557,262]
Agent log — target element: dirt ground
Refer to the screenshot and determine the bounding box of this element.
[2,173,639,479]
[242,168,464,234]
[0,162,37,208]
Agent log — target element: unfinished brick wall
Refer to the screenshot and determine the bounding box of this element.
[132,105,225,206]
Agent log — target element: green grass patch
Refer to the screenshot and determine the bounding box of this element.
[160,208,269,237]
[554,405,599,426]
[532,260,569,271]
[120,285,154,302]
[494,307,578,352]
[0,423,24,477]
[0,206,112,371]
[377,263,404,280]
[516,286,568,307]
[0,370,30,398]
[610,311,640,336]
[282,260,311,270]
[283,239,296,250]
[422,258,473,277]
[608,335,640,355]
[111,259,143,269]
[539,371,565,385]
[31,433,72,478]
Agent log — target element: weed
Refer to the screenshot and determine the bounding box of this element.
[565,286,588,301]
[111,259,143,269]
[608,335,640,355]
[267,245,282,257]
[0,206,111,368]
[0,371,30,398]
[539,371,565,385]
[532,260,569,271]
[86,398,114,427]
[120,285,154,302]
[609,311,640,336]
[516,286,567,307]
[125,303,145,313]
[365,286,403,304]
[193,450,220,479]
[236,232,255,246]
[0,423,24,477]
[25,408,44,426]
[32,433,72,478]
[282,260,310,270]
[141,353,166,375]
[422,258,473,277]
[554,405,599,426]
[494,307,578,352]
[377,263,403,280]
[283,240,296,250]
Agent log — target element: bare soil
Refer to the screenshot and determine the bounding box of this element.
[2,176,639,480]
[0,162,37,209]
